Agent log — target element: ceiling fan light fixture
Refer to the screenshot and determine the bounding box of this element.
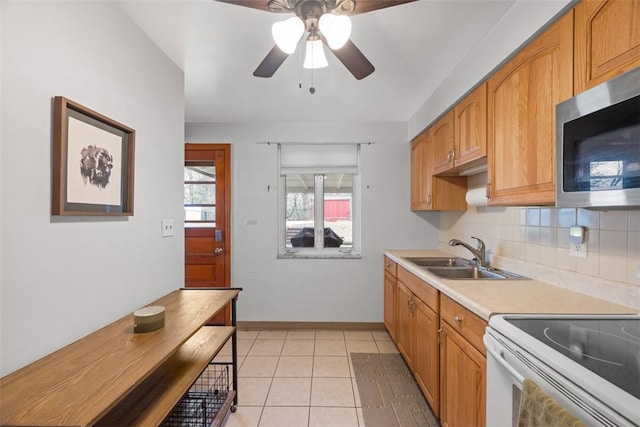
[272,16,304,54]
[318,13,351,50]
[303,38,328,69]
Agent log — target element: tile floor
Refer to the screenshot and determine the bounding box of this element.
[215,329,400,427]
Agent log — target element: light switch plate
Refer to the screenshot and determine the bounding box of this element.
[162,218,174,237]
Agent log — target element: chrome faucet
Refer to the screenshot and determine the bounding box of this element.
[449,236,487,267]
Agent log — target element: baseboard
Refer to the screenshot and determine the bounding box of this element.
[236,321,385,331]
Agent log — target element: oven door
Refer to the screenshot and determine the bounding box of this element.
[484,327,638,427]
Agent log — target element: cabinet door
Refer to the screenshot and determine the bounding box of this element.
[395,281,414,368]
[574,0,640,93]
[454,83,487,168]
[487,12,573,206]
[410,131,431,211]
[439,322,486,427]
[432,110,456,175]
[413,297,440,417]
[383,271,397,341]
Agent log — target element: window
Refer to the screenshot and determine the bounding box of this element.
[278,143,361,258]
[184,164,216,228]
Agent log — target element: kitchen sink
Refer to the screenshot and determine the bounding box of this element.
[404,257,469,267]
[426,266,528,280]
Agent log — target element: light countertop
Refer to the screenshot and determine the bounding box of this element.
[385,250,638,321]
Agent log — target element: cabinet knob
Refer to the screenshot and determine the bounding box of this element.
[454,315,462,324]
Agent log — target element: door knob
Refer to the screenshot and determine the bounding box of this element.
[214,248,223,255]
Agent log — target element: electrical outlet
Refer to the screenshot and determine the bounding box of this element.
[162,218,174,237]
[569,242,587,258]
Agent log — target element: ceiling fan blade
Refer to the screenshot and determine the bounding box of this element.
[254,45,290,77]
[327,39,374,80]
[342,0,417,15]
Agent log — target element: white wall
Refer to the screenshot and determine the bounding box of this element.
[0,1,185,375]
[186,122,439,322]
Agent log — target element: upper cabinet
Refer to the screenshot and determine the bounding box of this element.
[433,85,487,175]
[487,12,574,206]
[574,0,640,93]
[411,116,467,212]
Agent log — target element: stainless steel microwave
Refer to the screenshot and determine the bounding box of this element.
[556,67,640,209]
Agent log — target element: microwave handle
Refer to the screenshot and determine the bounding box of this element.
[484,334,525,385]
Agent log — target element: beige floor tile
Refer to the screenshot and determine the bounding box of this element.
[315,330,345,340]
[219,339,255,356]
[309,407,359,427]
[345,340,379,354]
[356,408,364,427]
[312,356,350,378]
[311,377,355,407]
[275,356,313,377]
[376,340,400,354]
[281,339,315,356]
[221,405,262,427]
[257,330,287,339]
[344,331,374,341]
[286,330,316,340]
[258,407,309,427]
[237,330,260,340]
[248,339,284,356]
[351,378,361,407]
[237,377,272,406]
[265,377,312,406]
[314,339,347,356]
[372,331,392,341]
[239,356,279,377]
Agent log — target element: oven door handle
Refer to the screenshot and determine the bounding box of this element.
[483,334,525,385]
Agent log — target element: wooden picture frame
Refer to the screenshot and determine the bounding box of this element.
[52,96,135,216]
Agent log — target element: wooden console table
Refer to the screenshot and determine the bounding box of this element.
[0,288,240,426]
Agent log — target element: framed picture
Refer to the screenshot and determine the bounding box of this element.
[52,96,135,216]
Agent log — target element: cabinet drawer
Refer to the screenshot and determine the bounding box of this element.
[440,294,486,355]
[397,266,438,312]
[384,256,397,277]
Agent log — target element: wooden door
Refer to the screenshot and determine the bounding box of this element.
[184,144,231,325]
[432,110,455,175]
[487,11,573,206]
[454,82,487,168]
[413,297,440,417]
[383,271,397,341]
[395,281,414,368]
[574,0,640,93]
[439,323,486,427]
[410,131,430,211]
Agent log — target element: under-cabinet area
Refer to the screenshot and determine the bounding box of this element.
[383,252,637,427]
[0,288,241,427]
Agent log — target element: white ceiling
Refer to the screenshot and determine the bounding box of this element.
[119,0,526,124]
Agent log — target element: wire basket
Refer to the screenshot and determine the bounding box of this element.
[161,363,230,427]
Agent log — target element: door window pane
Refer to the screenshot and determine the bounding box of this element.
[323,173,352,248]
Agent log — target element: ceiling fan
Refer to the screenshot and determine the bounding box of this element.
[214,0,416,79]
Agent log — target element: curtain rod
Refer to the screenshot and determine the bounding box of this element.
[256,141,373,146]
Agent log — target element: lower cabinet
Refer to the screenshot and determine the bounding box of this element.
[439,294,487,427]
[384,262,487,426]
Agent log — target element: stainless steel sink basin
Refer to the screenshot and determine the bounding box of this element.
[404,257,469,267]
[426,266,528,280]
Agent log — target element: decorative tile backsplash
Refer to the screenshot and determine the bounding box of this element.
[437,178,640,310]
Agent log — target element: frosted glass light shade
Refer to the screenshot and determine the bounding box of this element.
[303,39,328,69]
[272,17,305,54]
[318,13,351,49]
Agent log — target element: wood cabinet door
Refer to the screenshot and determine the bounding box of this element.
[395,281,415,368]
[439,322,486,427]
[383,271,397,341]
[410,132,430,211]
[487,12,573,206]
[413,297,440,417]
[574,0,640,93]
[432,110,456,175]
[454,82,487,168]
